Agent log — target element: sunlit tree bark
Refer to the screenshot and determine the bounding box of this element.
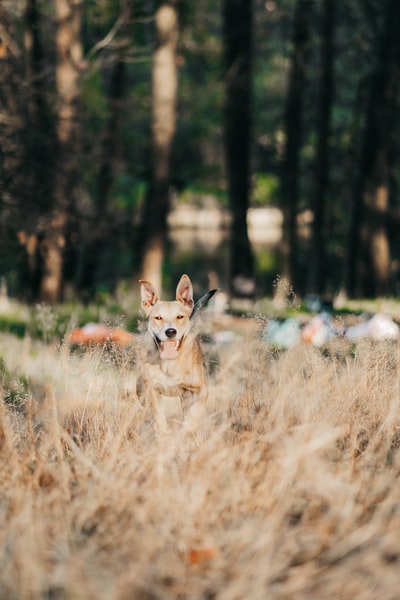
[38,0,83,304]
[348,0,400,297]
[139,0,178,293]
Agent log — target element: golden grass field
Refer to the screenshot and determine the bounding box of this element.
[1,311,400,599]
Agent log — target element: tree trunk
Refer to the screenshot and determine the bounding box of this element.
[222,0,254,298]
[278,0,312,292]
[307,0,335,295]
[139,0,178,293]
[39,0,83,304]
[23,0,56,300]
[348,0,400,297]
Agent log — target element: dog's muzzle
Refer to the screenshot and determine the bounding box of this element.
[154,334,182,360]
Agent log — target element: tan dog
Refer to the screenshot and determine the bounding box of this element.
[136,274,216,434]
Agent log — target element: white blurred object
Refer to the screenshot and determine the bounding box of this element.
[213,330,237,345]
[368,313,399,341]
[345,313,399,342]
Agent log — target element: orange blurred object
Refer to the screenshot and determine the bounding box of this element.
[188,547,218,564]
[67,323,134,345]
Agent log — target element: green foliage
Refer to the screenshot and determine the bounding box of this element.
[179,185,228,206]
[112,175,146,210]
[0,356,7,379]
[4,375,29,410]
[81,67,108,121]
[0,298,142,345]
[174,0,224,187]
[0,316,27,338]
[251,173,279,206]
[0,355,29,410]
[255,248,278,274]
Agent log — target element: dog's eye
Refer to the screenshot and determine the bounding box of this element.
[154,315,163,321]
[177,314,185,320]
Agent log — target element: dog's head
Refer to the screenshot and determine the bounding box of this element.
[139,274,194,359]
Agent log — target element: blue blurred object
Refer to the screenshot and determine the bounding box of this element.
[263,318,301,348]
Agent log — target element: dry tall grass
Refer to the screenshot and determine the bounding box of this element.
[1,324,400,599]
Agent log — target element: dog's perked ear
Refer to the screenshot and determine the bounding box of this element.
[190,288,219,320]
[176,274,194,309]
[139,279,160,314]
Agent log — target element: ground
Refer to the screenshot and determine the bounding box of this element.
[1,310,400,599]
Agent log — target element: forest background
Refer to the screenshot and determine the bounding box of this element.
[1,0,400,306]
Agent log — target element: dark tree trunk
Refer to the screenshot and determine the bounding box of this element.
[23,0,56,300]
[278,0,312,291]
[96,4,131,213]
[307,0,335,295]
[222,0,254,298]
[139,0,178,293]
[348,0,400,298]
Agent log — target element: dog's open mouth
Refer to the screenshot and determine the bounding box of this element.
[159,339,181,360]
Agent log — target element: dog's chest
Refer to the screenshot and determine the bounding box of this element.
[161,358,178,378]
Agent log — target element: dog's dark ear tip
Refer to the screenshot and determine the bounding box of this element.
[190,288,219,319]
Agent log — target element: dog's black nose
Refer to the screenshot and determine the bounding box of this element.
[165,328,177,338]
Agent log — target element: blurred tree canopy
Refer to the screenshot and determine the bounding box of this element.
[1,0,400,303]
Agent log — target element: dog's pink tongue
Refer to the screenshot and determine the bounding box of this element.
[160,339,178,359]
